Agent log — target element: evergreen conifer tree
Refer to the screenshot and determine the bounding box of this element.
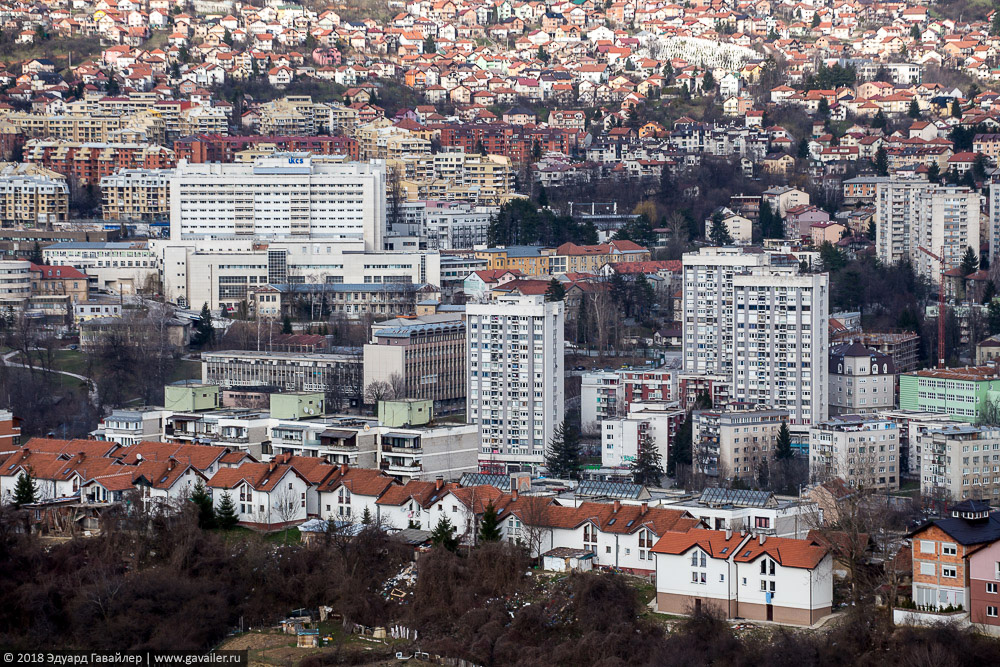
[12,471,36,509]
[430,515,459,551]
[190,478,216,529]
[545,419,582,479]
[478,501,502,543]
[215,489,239,530]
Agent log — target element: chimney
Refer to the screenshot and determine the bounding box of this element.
[511,488,518,501]
[613,500,621,513]
[640,502,648,515]
[167,457,176,472]
[340,463,348,475]
[759,534,766,546]
[435,477,444,491]
[725,528,732,540]
[269,461,276,472]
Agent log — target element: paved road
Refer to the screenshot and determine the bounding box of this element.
[3,349,97,403]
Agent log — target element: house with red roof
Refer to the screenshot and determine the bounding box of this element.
[207,460,312,528]
[652,528,832,624]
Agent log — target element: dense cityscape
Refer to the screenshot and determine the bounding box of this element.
[2,0,1000,663]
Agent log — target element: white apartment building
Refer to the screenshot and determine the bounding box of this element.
[913,423,1000,502]
[732,268,829,425]
[682,247,770,377]
[0,260,30,307]
[879,409,952,476]
[809,416,900,490]
[169,155,386,251]
[581,370,623,432]
[601,403,684,471]
[876,180,981,280]
[467,294,565,474]
[395,200,495,250]
[150,237,441,311]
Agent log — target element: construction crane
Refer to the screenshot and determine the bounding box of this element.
[917,245,947,369]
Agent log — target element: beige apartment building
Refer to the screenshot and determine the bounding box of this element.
[387,150,515,205]
[178,105,229,136]
[363,313,466,414]
[0,163,68,225]
[692,408,790,481]
[809,416,901,490]
[101,168,171,221]
[357,122,431,160]
[0,110,165,144]
[257,96,329,136]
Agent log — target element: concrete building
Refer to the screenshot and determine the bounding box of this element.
[876,180,981,282]
[376,424,480,482]
[581,370,624,432]
[828,342,897,416]
[900,365,1000,422]
[661,488,819,539]
[0,259,30,307]
[731,267,829,425]
[692,408,790,481]
[363,313,466,414]
[42,241,158,295]
[169,155,386,251]
[0,163,68,225]
[467,294,564,474]
[150,237,441,311]
[913,424,1000,502]
[601,403,684,472]
[0,224,122,260]
[201,350,363,405]
[809,415,901,490]
[682,247,770,378]
[100,168,171,221]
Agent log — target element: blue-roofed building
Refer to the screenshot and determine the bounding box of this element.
[363,312,466,414]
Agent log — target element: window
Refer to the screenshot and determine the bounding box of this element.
[920,540,935,554]
[754,516,770,529]
[692,572,699,583]
[989,606,999,618]
[606,546,611,554]
[920,562,935,576]
[942,566,957,578]
[943,543,957,556]
[987,583,997,594]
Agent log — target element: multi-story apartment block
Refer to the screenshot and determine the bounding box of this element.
[809,415,900,490]
[731,268,829,425]
[22,140,176,185]
[201,350,363,405]
[28,263,88,303]
[581,370,623,432]
[363,313,466,414]
[0,111,164,144]
[467,294,564,474]
[692,408,790,481]
[100,168,171,221]
[900,365,1000,422]
[914,424,1000,502]
[256,96,330,136]
[0,163,68,225]
[879,409,952,476]
[0,260,30,307]
[547,240,651,275]
[395,200,494,250]
[174,134,359,163]
[0,225,122,260]
[178,105,229,136]
[248,282,439,321]
[828,342,897,415]
[682,247,770,377]
[169,155,386,251]
[601,404,684,472]
[876,180,981,281]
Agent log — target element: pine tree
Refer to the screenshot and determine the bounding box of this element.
[361,506,373,525]
[817,97,830,117]
[537,184,548,207]
[797,137,810,159]
[984,279,996,305]
[774,422,794,461]
[708,213,734,246]
[478,501,502,543]
[545,419,582,479]
[874,146,889,176]
[668,414,693,476]
[28,241,43,264]
[215,489,239,530]
[867,220,877,241]
[282,314,293,334]
[430,515,459,551]
[908,98,921,119]
[12,471,36,509]
[423,35,436,54]
[193,302,215,347]
[872,109,886,129]
[545,278,565,302]
[631,442,663,486]
[190,478,216,529]
[961,246,979,277]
